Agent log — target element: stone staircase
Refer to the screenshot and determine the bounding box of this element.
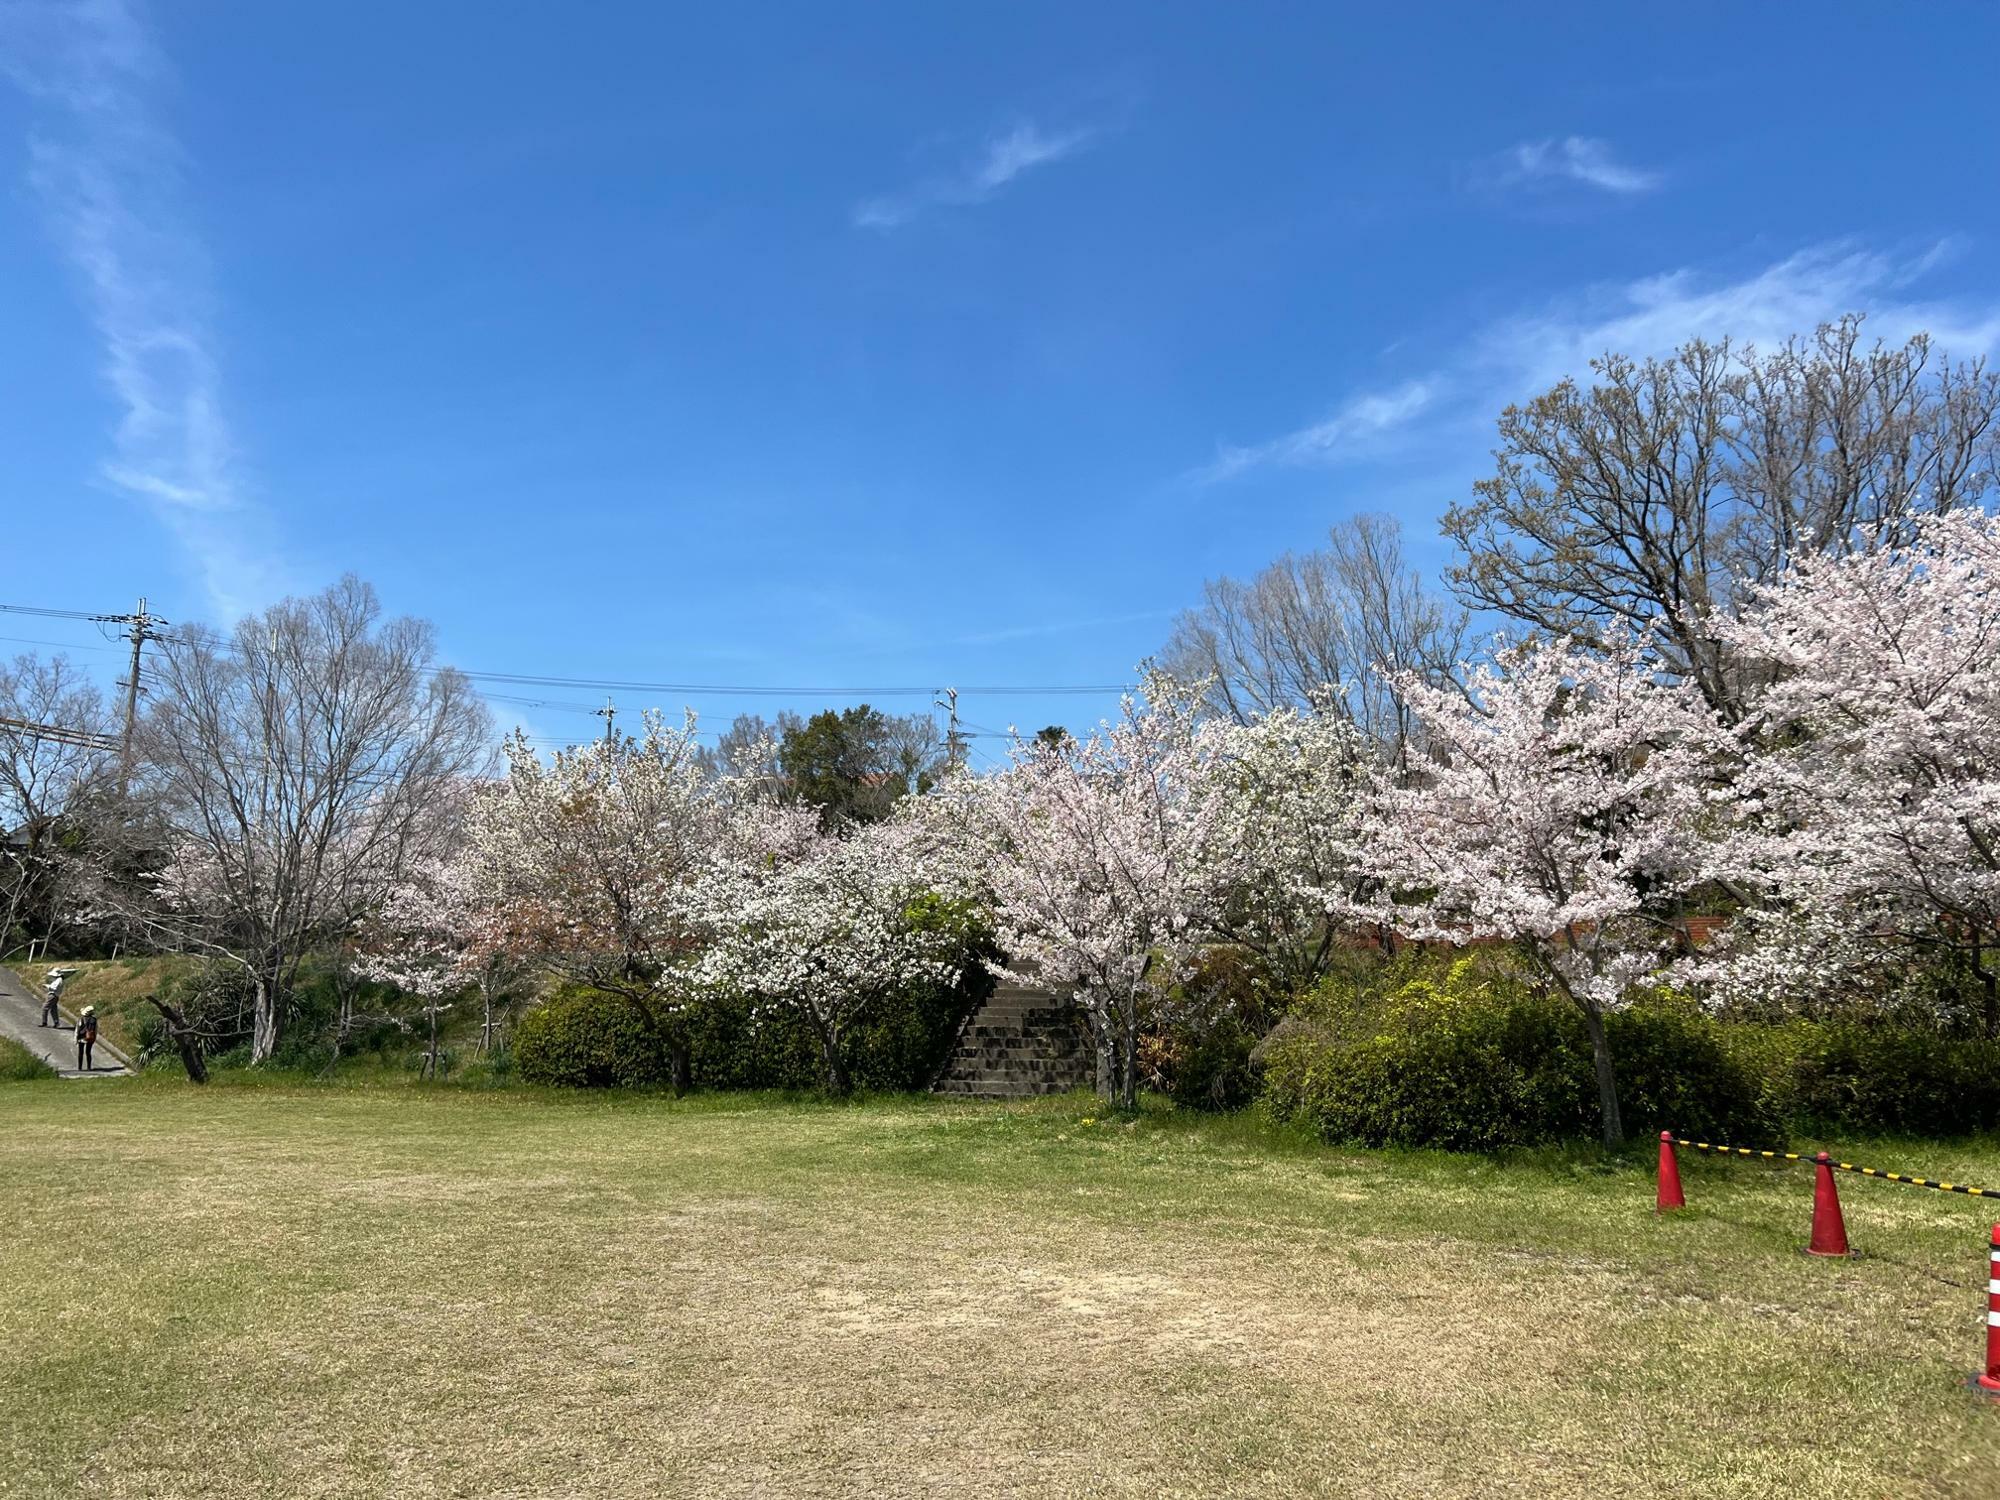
[932,982,1095,1099]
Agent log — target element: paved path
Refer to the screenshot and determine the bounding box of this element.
[0,965,133,1078]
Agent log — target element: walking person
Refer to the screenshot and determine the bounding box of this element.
[74,1005,98,1072]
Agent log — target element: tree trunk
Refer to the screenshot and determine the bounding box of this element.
[1120,993,1138,1112]
[425,1006,441,1080]
[480,980,494,1057]
[145,995,209,1085]
[250,970,281,1064]
[1972,945,1998,1041]
[1578,999,1624,1148]
[818,1022,850,1096]
[1091,1004,1115,1101]
[0,870,25,958]
[670,1042,692,1096]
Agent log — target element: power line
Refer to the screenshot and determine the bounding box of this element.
[453,671,1129,698]
[0,599,1136,701]
[0,603,109,624]
[0,714,118,754]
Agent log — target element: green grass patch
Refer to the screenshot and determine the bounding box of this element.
[0,1034,54,1081]
[1,1082,1996,1497]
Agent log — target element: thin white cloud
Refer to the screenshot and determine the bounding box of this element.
[1482,240,2000,398]
[1194,381,1439,484]
[852,120,1095,231]
[1494,136,1662,195]
[2,0,282,618]
[1202,240,2000,485]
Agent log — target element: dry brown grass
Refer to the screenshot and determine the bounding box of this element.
[7,956,196,1054]
[1,1084,1996,1497]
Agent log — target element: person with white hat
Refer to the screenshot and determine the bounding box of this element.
[74,1005,99,1072]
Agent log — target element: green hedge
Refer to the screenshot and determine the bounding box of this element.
[1718,1022,2000,1138]
[1258,957,1766,1151]
[515,989,676,1089]
[518,963,990,1094]
[1257,953,2000,1151]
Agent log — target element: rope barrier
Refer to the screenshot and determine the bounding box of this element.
[1671,1138,1993,1198]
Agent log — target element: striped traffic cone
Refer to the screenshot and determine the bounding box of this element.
[1978,1224,2000,1396]
[1806,1152,1851,1257]
[1656,1131,1685,1213]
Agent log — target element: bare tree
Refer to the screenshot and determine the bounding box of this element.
[698,711,800,782]
[0,653,116,956]
[877,710,944,796]
[134,577,492,1062]
[1445,317,2000,718]
[1161,513,1467,764]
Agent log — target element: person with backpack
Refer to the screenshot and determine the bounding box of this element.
[74,1005,99,1072]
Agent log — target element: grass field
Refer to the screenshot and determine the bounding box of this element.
[2,1078,1996,1498]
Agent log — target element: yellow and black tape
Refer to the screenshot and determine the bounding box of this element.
[1672,1138,1993,1198]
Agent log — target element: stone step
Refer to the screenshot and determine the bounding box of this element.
[955,1036,1080,1050]
[933,1077,1083,1098]
[948,1048,1080,1072]
[930,986,1093,1097]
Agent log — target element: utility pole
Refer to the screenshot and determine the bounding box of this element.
[95,596,165,797]
[934,687,965,773]
[595,696,617,745]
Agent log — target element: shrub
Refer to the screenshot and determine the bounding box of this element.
[1603,1000,1772,1143]
[1259,954,1767,1151]
[1262,989,1591,1152]
[520,961,988,1094]
[1163,1020,1261,1112]
[1744,1024,2000,1136]
[514,988,673,1089]
[1144,949,1276,1112]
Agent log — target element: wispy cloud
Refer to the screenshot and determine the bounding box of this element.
[1193,381,1439,484]
[1,0,281,618]
[1491,136,1662,196]
[1483,241,1998,391]
[1202,240,2000,485]
[852,120,1096,231]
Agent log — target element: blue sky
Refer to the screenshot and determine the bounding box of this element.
[4,1,1998,757]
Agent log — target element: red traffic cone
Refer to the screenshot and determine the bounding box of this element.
[1656,1131,1685,1213]
[1806,1152,1851,1257]
[1977,1223,2000,1396]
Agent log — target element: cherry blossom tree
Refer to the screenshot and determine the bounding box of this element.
[1705,508,2000,1034]
[691,794,960,1093]
[945,676,1215,1108]
[351,830,530,1075]
[1186,700,1375,997]
[467,711,719,1092]
[1364,635,1723,1146]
